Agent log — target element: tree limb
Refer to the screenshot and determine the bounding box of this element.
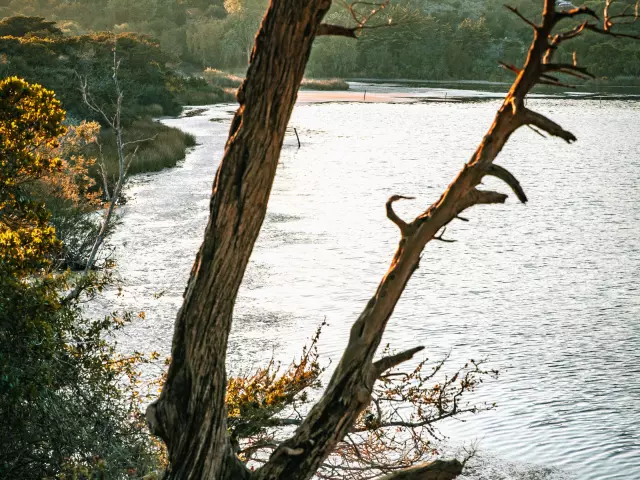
[485,164,528,204]
[377,459,463,480]
[317,23,358,38]
[372,346,425,378]
[386,195,415,236]
[504,5,538,29]
[543,63,595,80]
[521,108,577,143]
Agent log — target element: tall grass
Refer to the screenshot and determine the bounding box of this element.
[202,68,349,92]
[95,120,196,183]
[300,78,349,90]
[174,81,237,105]
[202,68,244,88]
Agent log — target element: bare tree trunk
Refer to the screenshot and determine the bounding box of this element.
[146,1,331,478]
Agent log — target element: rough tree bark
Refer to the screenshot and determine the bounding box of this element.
[145,1,332,478]
[147,1,638,479]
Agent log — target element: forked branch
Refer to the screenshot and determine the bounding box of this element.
[386,195,415,236]
[317,0,393,38]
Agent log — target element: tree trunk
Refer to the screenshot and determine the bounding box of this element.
[146,1,624,479]
[145,1,331,479]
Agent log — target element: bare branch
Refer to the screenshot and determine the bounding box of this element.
[433,226,456,243]
[556,6,599,22]
[538,77,576,88]
[377,459,463,480]
[521,108,577,143]
[463,189,509,207]
[504,5,538,29]
[317,23,358,38]
[543,62,595,80]
[78,75,115,129]
[386,195,415,237]
[585,22,640,39]
[121,134,158,149]
[498,61,521,76]
[372,346,425,378]
[485,164,527,204]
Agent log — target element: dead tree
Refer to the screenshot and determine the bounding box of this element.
[146,1,638,479]
[65,44,155,302]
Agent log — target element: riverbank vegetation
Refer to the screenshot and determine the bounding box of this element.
[0,77,162,478]
[3,0,640,83]
[0,18,212,179]
[204,68,349,91]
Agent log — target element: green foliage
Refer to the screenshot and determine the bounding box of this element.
[0,77,162,479]
[0,15,62,38]
[96,120,197,179]
[3,0,640,81]
[0,32,185,122]
[0,77,65,275]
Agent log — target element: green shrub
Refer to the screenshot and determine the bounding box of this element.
[0,77,162,479]
[0,15,62,38]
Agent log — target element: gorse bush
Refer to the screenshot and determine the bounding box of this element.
[0,77,163,479]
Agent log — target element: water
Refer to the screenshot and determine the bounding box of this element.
[90,91,640,479]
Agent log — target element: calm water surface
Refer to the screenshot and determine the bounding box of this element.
[90,92,640,479]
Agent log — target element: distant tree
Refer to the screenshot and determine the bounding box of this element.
[0,15,62,38]
[146,1,640,479]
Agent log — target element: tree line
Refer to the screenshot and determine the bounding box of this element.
[3,0,640,80]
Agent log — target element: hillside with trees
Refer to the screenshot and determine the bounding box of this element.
[2,0,640,81]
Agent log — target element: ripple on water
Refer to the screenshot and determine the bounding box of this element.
[87,98,640,480]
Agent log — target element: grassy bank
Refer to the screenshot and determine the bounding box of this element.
[202,68,349,92]
[95,120,196,183]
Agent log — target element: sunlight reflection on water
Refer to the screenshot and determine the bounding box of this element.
[88,94,640,480]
